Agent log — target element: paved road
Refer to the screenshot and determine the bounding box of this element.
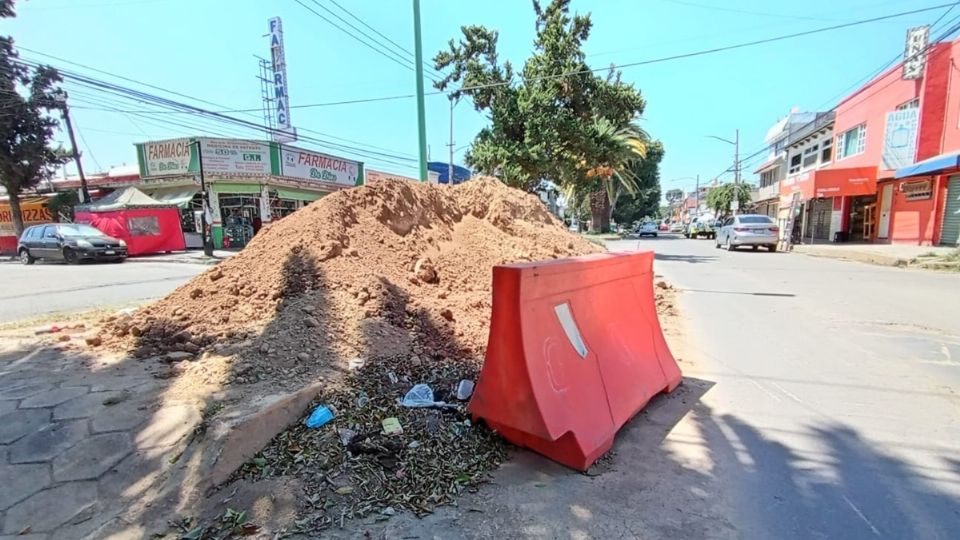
[604,234,960,539]
[0,261,206,323]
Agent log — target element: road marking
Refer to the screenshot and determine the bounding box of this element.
[941,344,952,362]
[10,347,43,367]
[749,379,783,402]
[842,494,881,536]
[771,382,803,403]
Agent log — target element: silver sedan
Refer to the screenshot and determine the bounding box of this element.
[715,214,779,252]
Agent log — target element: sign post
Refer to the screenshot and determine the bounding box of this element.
[268,17,297,143]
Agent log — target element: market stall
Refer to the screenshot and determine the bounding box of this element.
[74,187,185,256]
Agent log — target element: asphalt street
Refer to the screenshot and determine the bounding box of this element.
[0,260,206,323]
[605,234,960,539]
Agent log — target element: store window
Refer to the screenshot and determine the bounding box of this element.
[760,169,777,187]
[837,124,867,160]
[820,138,832,164]
[128,216,160,236]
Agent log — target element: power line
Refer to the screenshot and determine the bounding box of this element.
[311,0,445,80]
[657,0,839,22]
[293,0,441,82]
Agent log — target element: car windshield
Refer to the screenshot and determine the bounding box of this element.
[59,224,106,237]
[739,216,774,224]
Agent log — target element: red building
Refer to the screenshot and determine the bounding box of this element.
[821,37,960,246]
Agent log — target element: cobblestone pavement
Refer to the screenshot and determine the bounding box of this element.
[0,344,201,539]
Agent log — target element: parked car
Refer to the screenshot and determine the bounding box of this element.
[669,222,684,233]
[658,222,669,232]
[637,221,658,237]
[715,214,779,252]
[18,223,128,265]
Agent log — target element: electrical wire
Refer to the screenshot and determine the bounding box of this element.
[293,0,441,82]
[307,0,445,80]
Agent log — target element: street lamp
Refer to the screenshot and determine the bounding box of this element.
[706,129,740,214]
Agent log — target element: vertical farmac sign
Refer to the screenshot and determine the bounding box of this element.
[902,26,930,80]
[269,17,297,143]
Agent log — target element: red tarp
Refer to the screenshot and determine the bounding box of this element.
[75,207,185,256]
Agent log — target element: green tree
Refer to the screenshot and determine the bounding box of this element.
[665,188,684,204]
[612,140,665,226]
[705,182,753,216]
[0,0,67,237]
[434,0,648,232]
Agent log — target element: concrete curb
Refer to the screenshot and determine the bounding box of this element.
[791,246,907,267]
[126,256,224,266]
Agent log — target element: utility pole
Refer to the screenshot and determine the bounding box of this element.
[57,93,90,204]
[193,141,214,257]
[448,98,455,183]
[413,0,428,181]
[695,174,700,215]
[734,128,740,216]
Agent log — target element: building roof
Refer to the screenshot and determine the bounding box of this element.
[75,187,175,211]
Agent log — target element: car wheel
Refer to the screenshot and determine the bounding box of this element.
[715,236,722,249]
[768,244,778,253]
[725,237,735,251]
[63,248,79,265]
[752,245,759,251]
[18,249,35,265]
[112,257,126,263]
[653,233,657,238]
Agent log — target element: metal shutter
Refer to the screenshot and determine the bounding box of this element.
[941,175,960,247]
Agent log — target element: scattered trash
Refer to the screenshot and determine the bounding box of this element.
[456,379,475,400]
[407,440,421,449]
[401,383,439,408]
[338,428,357,446]
[304,405,335,428]
[381,417,403,435]
[348,357,365,371]
[356,390,369,409]
[335,486,354,495]
[381,506,396,516]
[386,370,399,384]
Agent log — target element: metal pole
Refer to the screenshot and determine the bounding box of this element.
[448,98,454,183]
[733,128,740,216]
[194,141,214,257]
[695,174,700,215]
[59,97,90,204]
[413,0,428,181]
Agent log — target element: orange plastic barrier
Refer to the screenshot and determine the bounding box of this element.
[468,251,682,470]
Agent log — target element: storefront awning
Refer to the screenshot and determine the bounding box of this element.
[894,151,960,178]
[143,186,198,208]
[780,166,877,202]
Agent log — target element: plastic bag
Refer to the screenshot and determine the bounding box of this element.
[401,383,438,408]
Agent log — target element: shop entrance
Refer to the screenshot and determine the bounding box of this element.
[848,195,877,242]
[803,197,832,243]
[218,194,261,248]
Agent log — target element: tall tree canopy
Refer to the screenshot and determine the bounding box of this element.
[0,0,67,237]
[705,182,754,216]
[612,140,664,226]
[434,0,652,231]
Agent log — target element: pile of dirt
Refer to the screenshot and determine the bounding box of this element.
[99,178,601,385]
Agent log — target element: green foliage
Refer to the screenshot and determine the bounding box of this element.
[434,0,648,198]
[612,140,665,225]
[0,0,68,236]
[705,182,753,215]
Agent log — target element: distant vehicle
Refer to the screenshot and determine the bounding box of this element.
[18,223,128,265]
[685,216,716,239]
[658,222,669,231]
[637,221,658,237]
[669,222,684,233]
[715,214,779,252]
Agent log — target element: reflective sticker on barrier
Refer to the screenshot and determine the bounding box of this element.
[554,302,588,358]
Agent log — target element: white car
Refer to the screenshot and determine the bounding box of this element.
[716,214,779,251]
[637,222,658,237]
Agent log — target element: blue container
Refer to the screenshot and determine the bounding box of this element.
[305,405,335,428]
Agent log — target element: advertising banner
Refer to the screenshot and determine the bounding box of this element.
[903,26,930,80]
[199,138,272,175]
[138,138,195,178]
[365,169,418,184]
[280,147,360,187]
[268,17,297,143]
[882,108,919,170]
[0,199,52,236]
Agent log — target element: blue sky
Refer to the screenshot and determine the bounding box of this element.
[1,0,952,196]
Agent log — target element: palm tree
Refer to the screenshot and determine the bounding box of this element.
[582,119,649,232]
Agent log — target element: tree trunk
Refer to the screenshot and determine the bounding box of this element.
[8,189,24,239]
[589,190,610,233]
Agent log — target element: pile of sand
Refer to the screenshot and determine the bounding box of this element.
[100,178,601,384]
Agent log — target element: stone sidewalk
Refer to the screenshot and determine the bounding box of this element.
[0,342,202,539]
[792,243,957,267]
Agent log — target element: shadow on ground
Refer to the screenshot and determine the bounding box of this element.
[654,253,718,264]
